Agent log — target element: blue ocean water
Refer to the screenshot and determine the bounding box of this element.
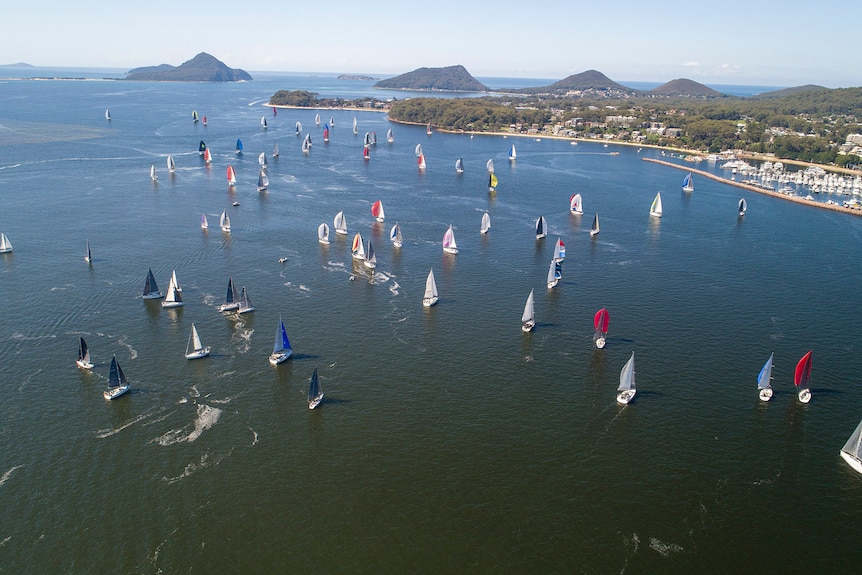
[0,73,860,573]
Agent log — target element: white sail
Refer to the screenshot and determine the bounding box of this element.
[351,232,366,260]
[546,259,559,289]
[315,113,321,125]
[443,225,458,254]
[259,152,267,168]
[171,269,182,292]
[238,287,254,314]
[535,216,548,239]
[76,336,93,369]
[85,240,92,263]
[220,210,231,232]
[590,214,600,236]
[521,289,535,332]
[390,222,403,248]
[185,324,210,359]
[415,144,422,157]
[201,214,208,229]
[387,128,394,143]
[509,144,516,160]
[569,193,583,214]
[150,164,157,181]
[480,211,491,234]
[757,353,774,401]
[552,237,565,262]
[617,352,637,404]
[364,240,377,269]
[162,273,183,308]
[318,223,330,245]
[269,316,292,365]
[167,155,175,173]
[455,158,464,173]
[423,269,438,307]
[334,211,348,235]
[840,419,862,474]
[257,170,269,191]
[650,192,663,217]
[739,198,747,215]
[486,159,495,172]
[0,232,12,253]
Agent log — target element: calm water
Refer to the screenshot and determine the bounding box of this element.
[1,75,861,573]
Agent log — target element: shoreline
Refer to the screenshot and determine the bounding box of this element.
[643,158,861,216]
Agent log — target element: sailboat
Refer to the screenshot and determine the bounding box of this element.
[417,152,426,170]
[794,350,813,403]
[161,272,183,308]
[237,287,255,314]
[509,144,516,161]
[272,107,278,116]
[535,216,548,240]
[308,367,324,409]
[259,152,268,169]
[318,223,330,245]
[76,337,94,369]
[296,121,302,135]
[426,122,432,135]
[486,159,495,173]
[840,418,862,475]
[334,211,348,235]
[203,148,212,164]
[85,240,92,263]
[415,144,422,157]
[569,193,583,214]
[455,158,464,174]
[488,172,498,192]
[302,134,310,154]
[202,115,207,126]
[0,232,11,254]
[261,116,268,129]
[192,110,199,123]
[199,140,206,155]
[227,165,237,187]
[273,142,280,157]
[371,200,385,223]
[184,323,211,360]
[105,108,111,121]
[142,268,163,299]
[552,238,565,262]
[150,164,158,182]
[682,172,694,192]
[387,128,394,143]
[269,316,293,365]
[363,132,371,147]
[201,214,209,230]
[590,214,600,236]
[323,125,330,143]
[257,170,269,192]
[315,113,320,125]
[443,225,458,254]
[481,211,491,234]
[739,198,747,216]
[389,222,403,248]
[363,146,370,161]
[219,210,231,233]
[329,116,335,127]
[167,155,175,173]
[593,308,610,349]
[617,352,636,404]
[370,131,377,146]
[757,353,774,401]
[422,269,438,307]
[547,259,560,289]
[364,240,377,269]
[171,269,183,293]
[650,192,663,218]
[103,355,130,400]
[521,289,535,333]
[218,277,240,312]
[235,139,243,155]
[352,116,358,135]
[351,232,366,261]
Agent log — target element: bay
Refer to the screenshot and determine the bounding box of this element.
[0,75,860,573]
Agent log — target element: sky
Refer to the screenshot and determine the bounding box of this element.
[2,0,859,88]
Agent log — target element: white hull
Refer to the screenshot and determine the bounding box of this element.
[443,247,458,254]
[364,260,376,269]
[423,297,438,307]
[269,350,293,365]
[308,393,324,409]
[103,385,130,401]
[218,302,239,312]
[840,451,862,474]
[521,320,535,333]
[759,388,773,402]
[161,300,183,308]
[318,238,330,245]
[143,292,164,300]
[393,241,402,248]
[683,185,694,192]
[798,389,812,403]
[375,217,385,223]
[76,359,94,370]
[595,337,606,349]
[238,306,255,314]
[650,211,662,218]
[336,230,348,236]
[547,279,559,289]
[185,347,211,360]
[616,390,636,404]
[590,229,599,237]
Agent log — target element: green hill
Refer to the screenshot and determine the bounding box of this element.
[650,78,724,97]
[125,53,252,82]
[374,65,488,92]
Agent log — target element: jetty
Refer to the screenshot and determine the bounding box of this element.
[643,158,862,217]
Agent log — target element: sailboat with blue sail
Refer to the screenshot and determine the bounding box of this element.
[682,172,694,192]
[235,139,243,155]
[757,353,774,401]
[269,316,293,365]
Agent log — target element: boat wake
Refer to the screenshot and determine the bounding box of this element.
[116,334,138,360]
[389,281,400,296]
[648,537,683,557]
[249,427,259,446]
[95,409,161,439]
[153,404,222,446]
[0,464,24,488]
[230,324,254,354]
[163,447,234,484]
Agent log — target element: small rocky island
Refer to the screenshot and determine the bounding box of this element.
[125,52,252,82]
[337,74,379,81]
[374,65,488,92]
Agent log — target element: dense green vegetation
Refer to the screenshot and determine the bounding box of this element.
[125,52,251,82]
[388,98,550,132]
[374,65,488,92]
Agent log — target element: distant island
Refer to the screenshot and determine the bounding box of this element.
[125,53,251,82]
[338,74,379,81]
[374,65,488,92]
[0,62,35,69]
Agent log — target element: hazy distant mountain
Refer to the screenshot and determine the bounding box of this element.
[649,78,724,97]
[125,53,252,82]
[0,62,35,68]
[509,70,636,96]
[750,84,828,99]
[374,65,488,92]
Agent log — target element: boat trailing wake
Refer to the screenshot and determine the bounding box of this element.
[648,537,683,557]
[162,448,234,484]
[96,410,162,439]
[152,404,222,446]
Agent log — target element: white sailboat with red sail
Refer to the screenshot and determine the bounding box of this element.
[794,350,812,403]
[593,308,609,349]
